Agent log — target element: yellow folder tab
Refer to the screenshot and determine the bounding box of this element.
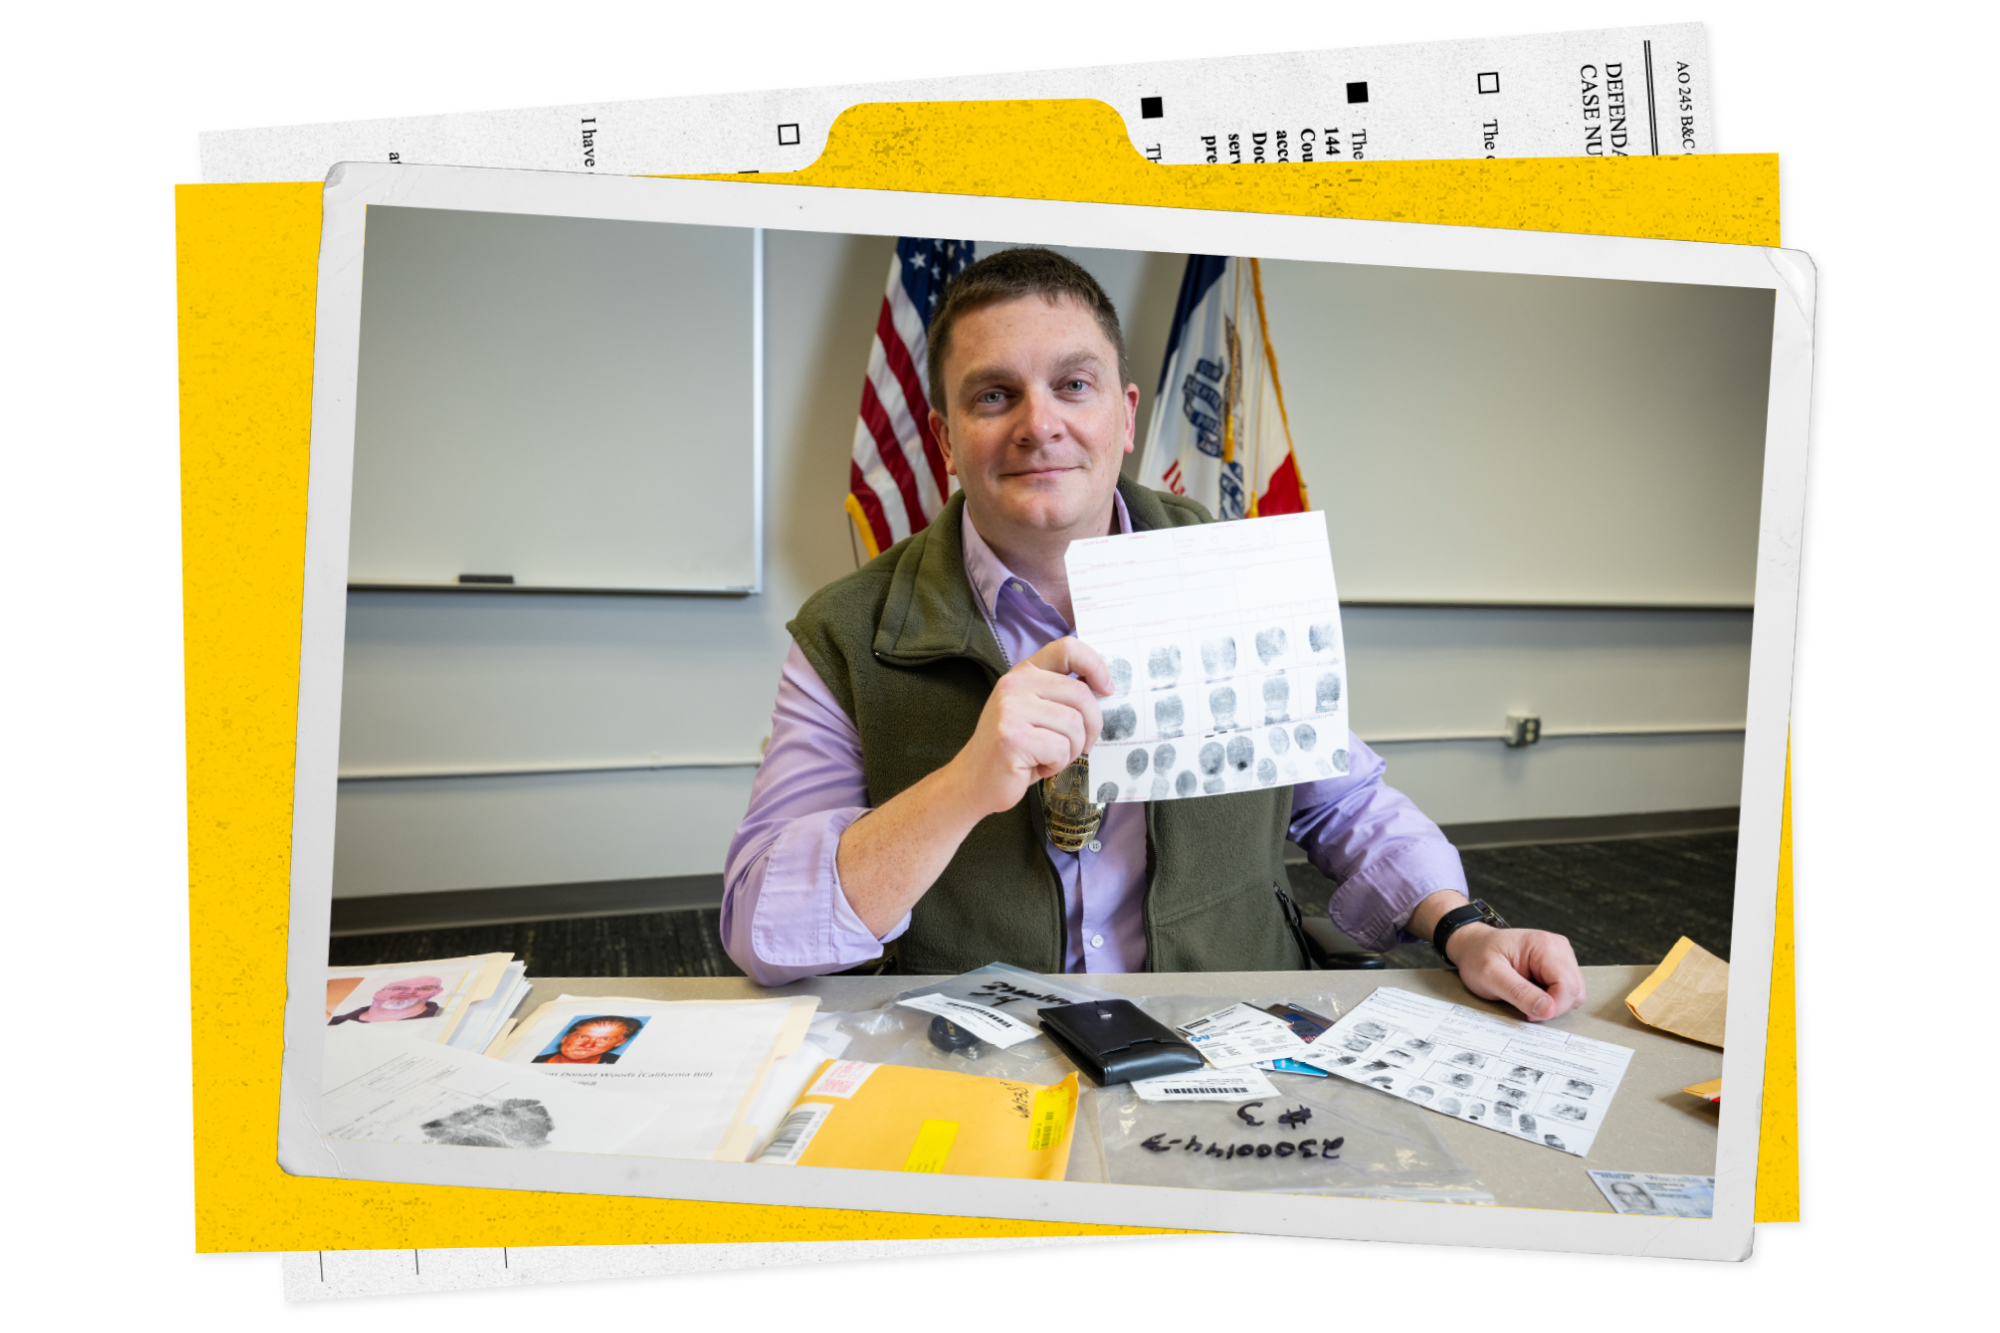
[792,1061,1080,1181]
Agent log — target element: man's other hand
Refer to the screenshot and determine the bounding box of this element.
[1446,925,1586,1022]
[949,637,1112,816]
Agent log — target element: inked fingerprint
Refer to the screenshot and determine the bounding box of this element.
[1226,734,1255,772]
[1315,672,1342,710]
[1262,672,1289,723]
[1331,748,1350,774]
[1126,748,1150,777]
[1108,656,1133,697]
[1151,774,1171,800]
[1438,1096,1463,1116]
[1309,621,1338,654]
[1268,725,1290,755]
[1198,741,1225,776]
[1147,645,1182,685]
[1254,626,1288,664]
[1200,635,1236,678]
[1154,694,1185,738]
[1174,770,1197,798]
[1153,742,1177,771]
[1294,722,1318,751]
[1208,685,1238,730]
[1102,703,1137,741]
[1255,757,1277,784]
[1203,776,1225,794]
[1096,782,1119,804]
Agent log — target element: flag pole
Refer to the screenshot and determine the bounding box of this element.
[1247,258,1310,512]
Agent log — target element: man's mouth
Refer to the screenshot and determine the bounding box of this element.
[379,997,421,1009]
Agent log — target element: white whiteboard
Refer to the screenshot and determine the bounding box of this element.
[348,207,761,592]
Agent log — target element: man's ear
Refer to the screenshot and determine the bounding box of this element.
[930,407,957,475]
[1122,382,1140,453]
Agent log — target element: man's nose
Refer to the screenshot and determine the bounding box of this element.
[1013,385,1065,444]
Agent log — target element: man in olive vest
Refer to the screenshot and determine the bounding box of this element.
[721,247,1583,1022]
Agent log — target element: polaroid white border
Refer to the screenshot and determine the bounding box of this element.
[283,162,1812,1263]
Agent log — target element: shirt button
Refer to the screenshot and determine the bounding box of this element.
[1087,839,1102,853]
[1090,934,1105,949]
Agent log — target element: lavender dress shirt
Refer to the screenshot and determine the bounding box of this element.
[721,499,1468,986]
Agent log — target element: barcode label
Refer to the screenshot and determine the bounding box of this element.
[895,993,1039,1048]
[754,1102,833,1166]
[1130,1065,1279,1103]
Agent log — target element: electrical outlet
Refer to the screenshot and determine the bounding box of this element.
[1504,714,1541,747]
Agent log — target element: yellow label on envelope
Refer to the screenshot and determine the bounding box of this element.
[1029,1086,1069,1151]
[902,1119,959,1173]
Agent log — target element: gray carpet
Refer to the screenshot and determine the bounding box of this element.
[329,831,1738,975]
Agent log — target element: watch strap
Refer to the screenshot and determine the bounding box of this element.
[1431,899,1507,966]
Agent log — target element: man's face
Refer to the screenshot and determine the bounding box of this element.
[559,1021,634,1061]
[931,294,1138,545]
[371,977,442,1015]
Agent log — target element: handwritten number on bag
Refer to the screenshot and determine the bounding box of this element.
[1138,1132,1345,1161]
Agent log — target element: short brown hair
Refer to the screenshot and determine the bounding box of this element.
[925,246,1130,411]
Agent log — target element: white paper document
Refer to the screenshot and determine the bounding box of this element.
[895,993,1041,1049]
[1588,1169,1716,1218]
[202,24,1711,183]
[1177,1002,1313,1068]
[446,961,528,1052]
[492,996,817,1161]
[1298,988,1635,1157]
[320,1028,662,1155]
[322,953,510,1047]
[1070,511,1347,803]
[1130,1064,1281,1104]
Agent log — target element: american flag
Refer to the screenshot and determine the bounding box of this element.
[845,238,976,558]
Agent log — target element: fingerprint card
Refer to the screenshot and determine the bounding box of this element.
[1070,510,1348,803]
[1296,988,1635,1158]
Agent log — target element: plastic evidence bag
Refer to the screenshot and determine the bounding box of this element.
[831,963,1118,1085]
[1089,993,1491,1203]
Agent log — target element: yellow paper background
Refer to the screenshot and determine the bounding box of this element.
[181,99,1796,1249]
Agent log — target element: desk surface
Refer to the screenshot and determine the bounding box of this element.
[520,965,1721,1213]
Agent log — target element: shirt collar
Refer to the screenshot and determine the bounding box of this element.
[959,489,1134,621]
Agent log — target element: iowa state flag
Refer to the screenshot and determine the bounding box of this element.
[1135,256,1308,520]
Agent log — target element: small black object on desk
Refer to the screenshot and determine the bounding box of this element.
[927,1014,985,1059]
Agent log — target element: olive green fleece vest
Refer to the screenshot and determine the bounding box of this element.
[787,478,1306,976]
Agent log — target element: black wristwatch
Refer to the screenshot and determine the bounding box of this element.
[1431,899,1510,968]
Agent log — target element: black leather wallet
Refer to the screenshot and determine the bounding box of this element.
[1037,999,1208,1087]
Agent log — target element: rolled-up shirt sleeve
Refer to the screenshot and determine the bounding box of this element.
[720,644,911,985]
[1287,734,1469,951]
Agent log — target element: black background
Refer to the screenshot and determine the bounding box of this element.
[184,13,1816,1296]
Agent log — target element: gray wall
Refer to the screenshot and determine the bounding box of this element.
[332,230,1757,900]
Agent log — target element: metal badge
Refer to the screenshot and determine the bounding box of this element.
[1041,755,1104,853]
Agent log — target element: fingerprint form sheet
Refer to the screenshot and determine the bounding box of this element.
[1298,988,1637,1158]
[1069,511,1349,804]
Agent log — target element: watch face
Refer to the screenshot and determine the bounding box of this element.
[1472,899,1512,930]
